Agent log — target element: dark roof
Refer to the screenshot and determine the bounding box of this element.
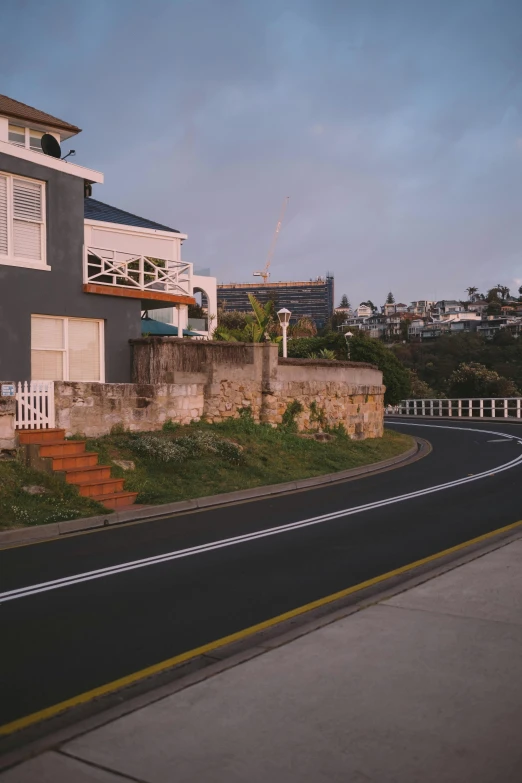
[0,94,81,135]
[84,198,179,233]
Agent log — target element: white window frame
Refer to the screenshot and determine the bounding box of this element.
[0,170,48,270]
[8,124,48,152]
[31,315,105,383]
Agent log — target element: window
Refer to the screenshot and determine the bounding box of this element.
[8,124,25,146]
[31,316,104,382]
[8,124,48,152]
[0,172,47,269]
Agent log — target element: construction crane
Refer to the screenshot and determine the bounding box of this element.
[253,196,289,283]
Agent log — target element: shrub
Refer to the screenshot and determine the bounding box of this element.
[162,419,180,432]
[281,399,303,431]
[124,431,243,465]
[447,362,520,398]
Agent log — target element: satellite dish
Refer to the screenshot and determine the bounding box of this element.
[41,133,61,158]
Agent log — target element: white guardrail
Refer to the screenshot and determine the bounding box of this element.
[386,398,522,419]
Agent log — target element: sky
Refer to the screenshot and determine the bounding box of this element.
[2,0,522,307]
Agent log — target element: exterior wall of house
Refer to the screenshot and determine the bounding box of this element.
[53,339,384,439]
[0,152,141,382]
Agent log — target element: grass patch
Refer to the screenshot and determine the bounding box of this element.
[0,423,413,530]
[0,457,107,530]
[85,421,413,506]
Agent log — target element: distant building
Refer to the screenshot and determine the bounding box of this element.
[217,276,334,329]
[409,300,436,316]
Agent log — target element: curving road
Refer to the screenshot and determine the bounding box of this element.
[1,419,522,734]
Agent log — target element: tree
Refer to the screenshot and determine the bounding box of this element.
[290,317,317,338]
[339,294,350,308]
[496,285,510,302]
[188,303,205,319]
[447,362,519,398]
[408,370,435,399]
[487,301,501,316]
[466,286,478,300]
[349,332,411,405]
[214,296,281,344]
[360,300,376,312]
[245,294,280,343]
[386,292,395,304]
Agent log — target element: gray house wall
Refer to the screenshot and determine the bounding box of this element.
[0,152,141,382]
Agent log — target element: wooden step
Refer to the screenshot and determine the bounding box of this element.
[40,441,87,458]
[76,477,125,498]
[51,452,99,471]
[17,428,66,445]
[92,491,139,510]
[65,465,112,484]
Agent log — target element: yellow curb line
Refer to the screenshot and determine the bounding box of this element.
[2,517,522,738]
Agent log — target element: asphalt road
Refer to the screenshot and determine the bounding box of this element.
[2,419,522,731]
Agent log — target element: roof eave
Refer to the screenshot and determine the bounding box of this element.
[84,217,186,240]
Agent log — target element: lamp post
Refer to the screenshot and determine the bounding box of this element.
[277,308,291,358]
[344,330,353,360]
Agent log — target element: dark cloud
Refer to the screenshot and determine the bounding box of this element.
[2,0,522,304]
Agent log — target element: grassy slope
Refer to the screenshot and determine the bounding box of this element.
[0,423,413,530]
[0,460,107,530]
[88,421,413,505]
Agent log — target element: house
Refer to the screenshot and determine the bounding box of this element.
[431,300,466,318]
[355,304,373,318]
[409,300,435,316]
[0,93,217,384]
[382,302,407,316]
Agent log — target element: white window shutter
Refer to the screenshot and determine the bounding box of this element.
[31,316,64,349]
[13,179,42,260]
[68,319,101,381]
[0,175,7,256]
[31,316,65,381]
[31,350,64,381]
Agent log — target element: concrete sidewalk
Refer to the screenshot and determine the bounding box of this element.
[3,537,522,782]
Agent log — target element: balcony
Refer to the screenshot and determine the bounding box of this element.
[83,247,196,307]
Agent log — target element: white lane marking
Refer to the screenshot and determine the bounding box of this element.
[2,423,521,605]
[487,439,512,443]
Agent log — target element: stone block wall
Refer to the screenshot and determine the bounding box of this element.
[0,396,16,450]
[54,381,205,437]
[52,340,385,440]
[264,360,384,438]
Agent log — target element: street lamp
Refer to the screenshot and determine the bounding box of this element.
[344,330,354,359]
[277,308,291,358]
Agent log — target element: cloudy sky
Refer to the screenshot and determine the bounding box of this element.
[2,0,522,306]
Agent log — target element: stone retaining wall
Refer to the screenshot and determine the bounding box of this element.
[0,395,16,450]
[55,381,205,437]
[53,340,385,440]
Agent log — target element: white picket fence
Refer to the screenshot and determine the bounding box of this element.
[386,398,522,419]
[15,381,55,429]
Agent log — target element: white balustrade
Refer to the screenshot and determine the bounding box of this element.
[386,398,522,419]
[85,247,191,297]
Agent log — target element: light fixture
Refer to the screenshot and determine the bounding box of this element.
[344,330,354,359]
[277,308,291,357]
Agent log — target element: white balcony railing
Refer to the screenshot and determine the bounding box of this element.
[85,247,191,297]
[386,398,522,419]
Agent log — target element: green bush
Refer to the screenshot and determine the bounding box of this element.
[349,333,411,405]
[281,399,303,431]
